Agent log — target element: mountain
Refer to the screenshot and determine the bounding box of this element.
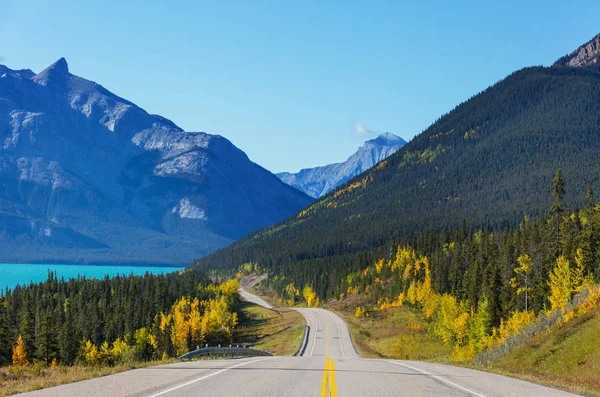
[0,58,312,265]
[554,33,600,67]
[192,34,600,296]
[276,132,406,198]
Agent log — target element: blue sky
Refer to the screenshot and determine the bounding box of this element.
[1,1,598,173]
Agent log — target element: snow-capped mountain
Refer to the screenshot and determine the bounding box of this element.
[277,133,406,198]
[0,58,313,265]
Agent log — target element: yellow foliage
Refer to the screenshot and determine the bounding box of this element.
[81,339,101,366]
[50,358,58,368]
[12,335,28,367]
[497,310,536,343]
[374,259,384,274]
[548,256,573,312]
[302,285,318,308]
[354,306,365,318]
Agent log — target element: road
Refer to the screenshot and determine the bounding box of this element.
[17,291,581,397]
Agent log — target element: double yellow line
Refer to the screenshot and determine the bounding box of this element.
[320,356,337,397]
[320,316,337,397]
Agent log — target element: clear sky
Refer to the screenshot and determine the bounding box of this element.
[1,1,598,173]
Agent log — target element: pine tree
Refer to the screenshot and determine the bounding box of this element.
[37,312,57,364]
[0,301,12,365]
[551,169,566,258]
[19,299,36,359]
[587,185,595,207]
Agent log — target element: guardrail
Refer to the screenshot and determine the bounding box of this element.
[292,325,309,356]
[178,345,273,360]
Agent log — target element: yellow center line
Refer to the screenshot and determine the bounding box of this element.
[320,357,330,397]
[320,315,337,397]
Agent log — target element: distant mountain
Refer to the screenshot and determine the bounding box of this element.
[0,58,312,265]
[193,33,600,296]
[277,133,406,198]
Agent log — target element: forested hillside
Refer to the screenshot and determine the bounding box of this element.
[193,62,600,297]
[0,271,240,366]
[261,172,600,371]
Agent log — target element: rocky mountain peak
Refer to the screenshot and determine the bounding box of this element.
[554,33,600,68]
[33,57,70,85]
[365,132,406,147]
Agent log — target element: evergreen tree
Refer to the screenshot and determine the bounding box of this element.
[0,300,12,365]
[37,312,57,364]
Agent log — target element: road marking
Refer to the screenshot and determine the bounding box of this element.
[307,310,319,357]
[320,357,330,397]
[331,312,345,358]
[329,357,337,396]
[146,357,273,397]
[386,361,488,397]
[320,357,337,397]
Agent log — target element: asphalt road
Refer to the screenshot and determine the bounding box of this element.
[17,291,581,397]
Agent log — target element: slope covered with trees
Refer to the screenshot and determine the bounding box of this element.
[193,60,600,298]
[0,271,239,366]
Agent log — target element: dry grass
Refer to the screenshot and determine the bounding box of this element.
[234,301,305,356]
[0,360,172,397]
[476,306,600,397]
[327,295,451,360]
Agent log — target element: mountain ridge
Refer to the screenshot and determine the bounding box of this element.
[277,132,406,198]
[192,34,600,296]
[0,58,313,265]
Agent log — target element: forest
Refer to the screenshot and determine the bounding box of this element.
[0,270,239,367]
[258,170,600,361]
[193,64,600,296]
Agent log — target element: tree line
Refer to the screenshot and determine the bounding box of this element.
[0,269,240,367]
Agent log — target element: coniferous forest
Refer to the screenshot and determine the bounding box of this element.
[193,64,600,297]
[0,270,240,367]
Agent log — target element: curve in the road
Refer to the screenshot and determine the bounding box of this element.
[15,289,582,397]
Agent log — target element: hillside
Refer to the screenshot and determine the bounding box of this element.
[277,132,406,198]
[193,36,600,295]
[483,306,600,396]
[0,58,312,265]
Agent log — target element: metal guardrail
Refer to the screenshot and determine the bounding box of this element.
[178,345,273,360]
[292,325,309,356]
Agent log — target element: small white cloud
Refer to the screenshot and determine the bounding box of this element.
[353,122,371,135]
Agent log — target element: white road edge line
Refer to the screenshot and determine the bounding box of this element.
[147,357,274,397]
[307,310,319,357]
[387,361,489,397]
[332,312,345,358]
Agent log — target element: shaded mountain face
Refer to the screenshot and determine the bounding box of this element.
[192,33,600,294]
[277,133,406,198]
[0,58,312,265]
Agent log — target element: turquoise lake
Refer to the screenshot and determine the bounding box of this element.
[0,263,184,292]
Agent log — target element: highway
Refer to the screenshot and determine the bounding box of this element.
[16,291,580,397]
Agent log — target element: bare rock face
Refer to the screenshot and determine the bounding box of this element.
[0,58,313,265]
[554,33,600,67]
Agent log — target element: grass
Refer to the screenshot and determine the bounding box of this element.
[234,301,306,356]
[327,295,451,360]
[474,306,600,397]
[0,360,172,397]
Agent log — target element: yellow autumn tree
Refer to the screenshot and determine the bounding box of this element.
[170,297,204,355]
[510,254,533,310]
[548,256,572,312]
[302,285,318,308]
[571,248,586,294]
[12,335,28,366]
